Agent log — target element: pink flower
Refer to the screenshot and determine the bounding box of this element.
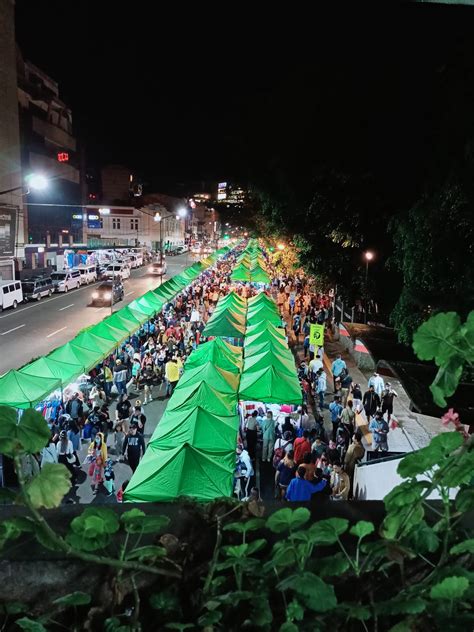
[441,408,460,427]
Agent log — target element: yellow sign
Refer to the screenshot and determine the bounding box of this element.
[309,323,325,346]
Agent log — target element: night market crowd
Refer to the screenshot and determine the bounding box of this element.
[34,255,237,501]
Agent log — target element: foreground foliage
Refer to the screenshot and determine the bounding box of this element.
[0,401,472,631]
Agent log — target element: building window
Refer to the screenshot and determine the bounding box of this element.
[113,218,121,230]
[130,219,138,230]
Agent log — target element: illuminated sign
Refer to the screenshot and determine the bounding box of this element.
[57,152,69,162]
[72,214,83,220]
[217,181,227,201]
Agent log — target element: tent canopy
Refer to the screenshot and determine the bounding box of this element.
[202,310,246,338]
[177,362,240,394]
[185,338,242,373]
[20,356,83,386]
[0,370,61,409]
[239,365,302,405]
[165,381,237,416]
[243,348,297,376]
[48,342,102,373]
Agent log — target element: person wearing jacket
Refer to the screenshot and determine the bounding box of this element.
[368,372,385,399]
[113,359,128,395]
[344,433,365,480]
[286,466,327,501]
[362,385,381,423]
[330,463,350,500]
[122,423,146,472]
[381,382,398,421]
[316,369,327,410]
[65,392,83,426]
[165,356,180,397]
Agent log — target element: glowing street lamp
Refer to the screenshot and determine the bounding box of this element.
[364,251,375,323]
[177,207,188,218]
[277,243,285,251]
[25,173,49,191]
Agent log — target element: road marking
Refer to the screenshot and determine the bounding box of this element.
[46,326,67,338]
[1,324,25,336]
[59,303,74,311]
[125,291,134,296]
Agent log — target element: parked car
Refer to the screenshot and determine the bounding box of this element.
[0,280,23,311]
[51,269,81,293]
[22,277,55,301]
[148,260,168,275]
[104,264,131,280]
[77,264,97,285]
[127,254,143,268]
[91,280,124,306]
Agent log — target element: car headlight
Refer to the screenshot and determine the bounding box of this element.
[92,292,98,298]
[104,292,112,300]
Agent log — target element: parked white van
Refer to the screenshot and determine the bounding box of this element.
[77,264,97,285]
[51,269,81,293]
[128,253,143,268]
[105,263,130,280]
[0,280,23,311]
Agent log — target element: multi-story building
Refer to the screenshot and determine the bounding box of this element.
[0,0,24,278]
[17,52,81,245]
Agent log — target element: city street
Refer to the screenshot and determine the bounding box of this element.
[0,253,192,374]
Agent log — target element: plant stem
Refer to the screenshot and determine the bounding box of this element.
[336,537,358,574]
[131,574,140,627]
[203,514,223,594]
[12,455,180,579]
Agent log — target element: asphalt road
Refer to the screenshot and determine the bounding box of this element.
[0,253,194,375]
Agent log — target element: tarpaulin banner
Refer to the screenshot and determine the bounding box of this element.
[309,323,325,346]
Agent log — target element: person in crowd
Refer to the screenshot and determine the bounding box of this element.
[165,355,180,397]
[116,393,132,432]
[298,452,316,481]
[65,392,83,429]
[273,430,294,468]
[368,372,385,399]
[281,416,296,439]
[129,401,147,434]
[309,355,323,380]
[90,384,107,409]
[56,430,76,482]
[340,400,356,438]
[101,363,114,401]
[293,430,311,465]
[235,446,254,497]
[363,385,381,423]
[330,463,350,500]
[113,359,128,395]
[87,432,107,495]
[114,421,125,455]
[122,422,146,472]
[311,435,327,458]
[369,411,390,452]
[245,411,258,460]
[117,479,129,503]
[316,453,331,476]
[327,440,340,463]
[331,353,347,390]
[261,410,276,463]
[351,383,363,414]
[316,368,327,410]
[66,416,81,465]
[340,371,353,406]
[275,450,297,499]
[329,395,343,442]
[381,382,398,421]
[344,433,365,483]
[286,465,327,501]
[104,458,115,497]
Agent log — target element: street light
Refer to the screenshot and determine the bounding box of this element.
[364,251,374,324]
[0,172,50,196]
[277,243,285,251]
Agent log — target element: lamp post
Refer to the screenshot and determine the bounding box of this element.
[364,250,374,324]
[0,172,50,197]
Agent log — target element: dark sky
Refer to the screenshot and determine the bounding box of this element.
[14,2,474,194]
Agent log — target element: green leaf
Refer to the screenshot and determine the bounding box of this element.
[0,407,50,457]
[406,521,440,554]
[286,599,305,621]
[266,507,310,533]
[165,624,194,631]
[15,619,47,632]
[397,432,463,478]
[342,603,371,620]
[279,624,299,632]
[198,610,222,626]
[382,504,424,540]
[67,508,119,551]
[377,598,426,615]
[149,591,179,613]
[0,519,22,549]
[384,481,428,510]
[53,591,91,606]
[316,553,351,577]
[460,311,474,363]
[34,525,58,551]
[388,619,416,632]
[412,312,461,365]
[430,576,469,600]
[104,618,133,632]
[126,545,166,561]
[251,598,273,626]
[25,463,71,509]
[456,487,474,512]
[278,572,337,612]
[430,360,463,408]
[441,450,474,487]
[450,540,474,555]
[307,518,349,544]
[350,521,374,539]
[4,602,27,615]
[121,510,170,534]
[223,517,265,533]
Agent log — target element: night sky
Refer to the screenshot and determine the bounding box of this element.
[14,2,474,195]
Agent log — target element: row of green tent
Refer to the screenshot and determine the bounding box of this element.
[230,239,271,284]
[0,248,231,410]
[201,291,247,339]
[124,336,243,502]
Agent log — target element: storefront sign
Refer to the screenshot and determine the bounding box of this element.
[0,206,16,257]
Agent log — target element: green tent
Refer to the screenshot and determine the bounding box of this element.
[247,305,282,327]
[87,320,130,345]
[250,267,271,284]
[73,331,117,358]
[48,342,102,373]
[245,321,286,340]
[165,380,237,417]
[247,293,277,309]
[123,443,235,503]
[185,338,242,373]
[202,311,246,338]
[239,365,302,404]
[244,338,290,358]
[243,348,297,376]
[149,406,239,452]
[20,356,83,386]
[0,370,61,408]
[106,307,143,332]
[176,362,240,394]
[230,265,251,282]
[127,298,157,319]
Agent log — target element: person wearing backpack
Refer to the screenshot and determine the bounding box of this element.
[273,431,293,469]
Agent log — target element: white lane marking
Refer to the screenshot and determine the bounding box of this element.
[125,291,134,296]
[59,303,74,311]
[1,324,25,336]
[46,326,67,338]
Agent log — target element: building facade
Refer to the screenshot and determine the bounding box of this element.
[17,53,82,245]
[0,0,24,279]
